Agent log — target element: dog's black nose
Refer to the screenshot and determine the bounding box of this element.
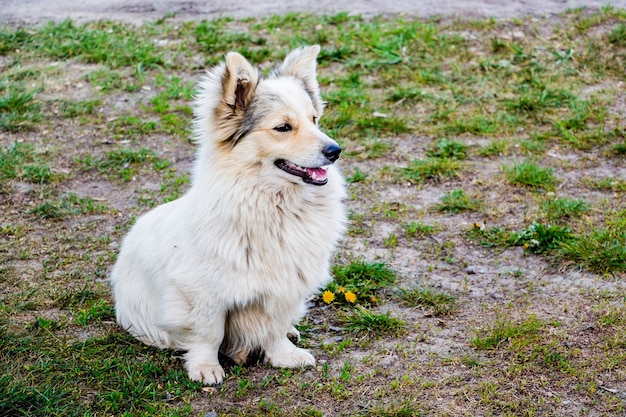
[323,144,342,163]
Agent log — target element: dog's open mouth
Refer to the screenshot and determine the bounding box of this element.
[274,159,329,186]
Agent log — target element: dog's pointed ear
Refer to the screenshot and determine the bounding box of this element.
[274,45,324,114]
[222,52,259,111]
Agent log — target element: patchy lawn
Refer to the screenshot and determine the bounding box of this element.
[1,7,625,416]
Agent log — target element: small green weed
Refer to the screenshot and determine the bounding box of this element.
[325,260,397,305]
[31,193,109,219]
[541,197,587,221]
[608,23,626,46]
[403,221,438,240]
[401,158,462,184]
[400,287,457,316]
[465,223,514,249]
[0,142,52,183]
[436,189,482,214]
[346,167,368,183]
[508,222,572,254]
[74,300,115,326]
[86,69,124,91]
[0,80,43,131]
[583,177,626,192]
[58,99,100,118]
[505,85,574,115]
[471,314,544,350]
[362,401,428,416]
[558,228,626,273]
[503,160,557,190]
[426,138,468,160]
[479,139,509,157]
[610,141,626,155]
[343,308,405,335]
[78,147,170,182]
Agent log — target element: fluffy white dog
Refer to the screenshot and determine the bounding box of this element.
[110,45,346,385]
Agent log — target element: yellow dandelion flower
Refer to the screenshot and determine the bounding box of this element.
[523,243,529,249]
[370,295,378,303]
[344,291,357,303]
[337,286,346,293]
[322,290,335,304]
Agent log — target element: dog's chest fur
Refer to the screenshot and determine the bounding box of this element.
[184,172,345,301]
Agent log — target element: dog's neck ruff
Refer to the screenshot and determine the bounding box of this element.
[274,159,329,186]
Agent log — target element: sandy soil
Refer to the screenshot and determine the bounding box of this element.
[2,0,626,25]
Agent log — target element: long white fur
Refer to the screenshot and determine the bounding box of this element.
[110,46,346,385]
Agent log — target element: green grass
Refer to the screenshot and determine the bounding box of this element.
[31,19,165,69]
[558,228,626,273]
[503,160,557,190]
[403,221,438,240]
[508,222,573,254]
[346,167,368,183]
[58,99,100,118]
[471,314,545,350]
[30,193,110,219]
[400,287,457,316]
[436,189,482,214]
[78,147,171,182]
[0,142,52,183]
[400,158,462,184]
[0,80,43,131]
[325,260,397,305]
[0,330,200,416]
[541,197,587,221]
[343,308,405,335]
[479,139,510,157]
[426,138,468,160]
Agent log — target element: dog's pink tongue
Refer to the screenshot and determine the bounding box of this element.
[306,167,327,181]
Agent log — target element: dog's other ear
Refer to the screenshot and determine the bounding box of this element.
[222,52,259,112]
[274,45,324,114]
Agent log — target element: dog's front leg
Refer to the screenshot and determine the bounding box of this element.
[182,312,227,386]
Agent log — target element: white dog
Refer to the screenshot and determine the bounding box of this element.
[110,45,346,385]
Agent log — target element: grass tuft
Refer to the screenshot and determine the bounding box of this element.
[0,142,51,183]
[343,308,405,335]
[541,197,587,221]
[509,222,572,254]
[0,80,43,131]
[436,189,482,214]
[471,314,544,350]
[325,260,397,305]
[401,158,462,184]
[78,147,170,182]
[558,228,626,273]
[503,160,557,190]
[400,287,457,316]
[426,138,468,160]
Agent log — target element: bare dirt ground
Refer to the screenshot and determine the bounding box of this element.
[3,0,626,25]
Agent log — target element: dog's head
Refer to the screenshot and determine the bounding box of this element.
[194,45,341,187]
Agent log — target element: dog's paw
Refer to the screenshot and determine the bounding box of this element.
[185,361,225,386]
[265,339,315,368]
[287,326,301,343]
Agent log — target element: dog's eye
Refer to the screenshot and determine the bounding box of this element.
[274,123,292,132]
